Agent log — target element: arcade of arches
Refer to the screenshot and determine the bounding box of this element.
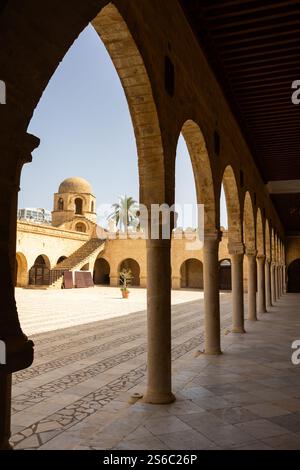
[1,0,300,451]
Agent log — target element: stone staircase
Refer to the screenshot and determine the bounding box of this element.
[49,238,106,289]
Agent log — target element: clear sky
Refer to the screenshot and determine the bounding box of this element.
[21,24,228,229]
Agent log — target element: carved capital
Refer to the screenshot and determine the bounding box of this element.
[228,241,244,255]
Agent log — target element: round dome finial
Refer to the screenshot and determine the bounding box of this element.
[58,177,92,194]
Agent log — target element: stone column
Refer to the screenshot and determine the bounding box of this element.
[271,263,277,303]
[265,258,272,308]
[283,265,287,293]
[257,255,267,314]
[203,232,222,354]
[143,238,174,404]
[278,266,282,297]
[274,263,279,300]
[229,243,245,333]
[246,251,257,321]
[0,130,38,449]
[109,272,119,287]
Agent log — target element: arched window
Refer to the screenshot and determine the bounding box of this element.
[58,198,64,211]
[75,222,86,233]
[75,198,83,215]
[91,201,94,213]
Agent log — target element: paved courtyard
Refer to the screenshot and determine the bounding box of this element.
[11,288,300,450]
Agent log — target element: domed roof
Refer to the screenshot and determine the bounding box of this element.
[58,177,93,194]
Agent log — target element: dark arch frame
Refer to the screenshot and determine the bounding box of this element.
[219,258,232,291]
[119,258,141,287]
[180,258,203,289]
[93,258,110,285]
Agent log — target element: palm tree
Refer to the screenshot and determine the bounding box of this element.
[108,195,139,232]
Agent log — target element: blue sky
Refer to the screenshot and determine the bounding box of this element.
[21,24,227,229]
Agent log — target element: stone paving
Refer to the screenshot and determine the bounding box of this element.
[12,288,300,450]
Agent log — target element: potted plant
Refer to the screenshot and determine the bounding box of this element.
[119,268,133,298]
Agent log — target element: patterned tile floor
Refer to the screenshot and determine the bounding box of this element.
[12,288,300,450]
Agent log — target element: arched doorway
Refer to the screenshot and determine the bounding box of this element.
[288,259,300,293]
[29,255,51,286]
[16,252,28,287]
[119,258,140,287]
[219,259,232,291]
[94,258,110,285]
[57,256,67,264]
[180,259,203,289]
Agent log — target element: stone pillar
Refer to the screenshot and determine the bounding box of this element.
[274,264,279,300]
[283,265,286,293]
[140,275,147,288]
[271,263,276,303]
[257,255,267,314]
[229,243,245,333]
[109,273,119,287]
[203,232,222,354]
[143,238,174,404]
[171,275,181,290]
[0,130,38,449]
[246,251,257,321]
[265,259,272,308]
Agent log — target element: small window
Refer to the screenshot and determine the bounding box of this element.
[58,198,64,211]
[75,222,86,233]
[91,201,94,213]
[75,198,83,215]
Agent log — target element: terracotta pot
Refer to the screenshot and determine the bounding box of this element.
[122,289,129,298]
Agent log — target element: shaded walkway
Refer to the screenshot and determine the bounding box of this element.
[11,294,300,449]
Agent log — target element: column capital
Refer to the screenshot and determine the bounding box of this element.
[228,241,245,255]
[257,254,266,261]
[246,249,257,257]
[204,229,222,243]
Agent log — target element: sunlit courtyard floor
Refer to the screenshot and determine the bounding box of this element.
[11,288,300,450]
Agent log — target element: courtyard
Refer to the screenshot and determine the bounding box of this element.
[10,288,300,450]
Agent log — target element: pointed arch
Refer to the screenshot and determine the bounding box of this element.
[243,192,255,252]
[221,165,241,242]
[256,208,265,256]
[92,3,165,205]
[180,120,216,231]
[265,219,271,261]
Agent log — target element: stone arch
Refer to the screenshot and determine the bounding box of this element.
[16,252,28,287]
[57,256,67,265]
[243,192,255,252]
[29,254,51,286]
[75,222,87,233]
[119,258,140,287]
[94,258,110,285]
[92,3,165,205]
[221,166,242,243]
[180,259,203,289]
[271,228,276,262]
[288,259,300,293]
[256,208,265,256]
[265,219,271,261]
[219,259,232,291]
[180,120,216,230]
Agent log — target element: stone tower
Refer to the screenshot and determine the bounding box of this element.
[52,177,97,232]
